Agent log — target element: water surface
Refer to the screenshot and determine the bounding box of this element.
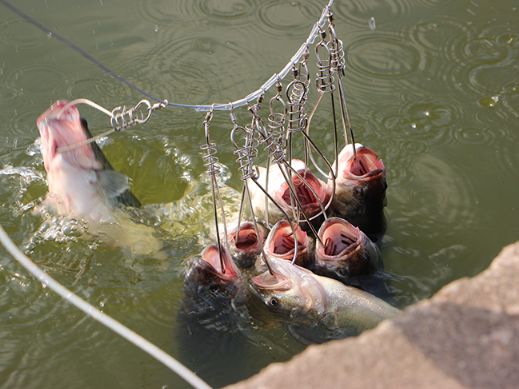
[0,0,518,388]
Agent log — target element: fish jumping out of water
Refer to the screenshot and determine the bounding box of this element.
[37,100,140,222]
[36,100,164,256]
[248,160,331,227]
[251,256,399,338]
[263,220,314,269]
[315,217,381,280]
[330,144,387,236]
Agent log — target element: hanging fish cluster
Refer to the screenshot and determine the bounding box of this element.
[183,14,398,343]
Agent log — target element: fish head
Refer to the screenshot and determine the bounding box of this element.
[335,144,386,186]
[251,257,326,321]
[316,217,379,277]
[272,160,331,220]
[37,100,101,173]
[264,220,313,268]
[189,244,240,287]
[227,221,265,268]
[331,144,387,234]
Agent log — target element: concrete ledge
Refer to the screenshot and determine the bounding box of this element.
[226,242,519,389]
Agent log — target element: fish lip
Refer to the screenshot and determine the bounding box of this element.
[279,165,329,215]
[339,145,385,180]
[199,244,240,282]
[228,222,264,253]
[317,217,361,261]
[251,271,291,291]
[264,220,309,260]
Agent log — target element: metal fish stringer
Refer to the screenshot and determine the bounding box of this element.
[200,108,230,274]
[327,11,356,158]
[55,98,168,153]
[229,110,275,274]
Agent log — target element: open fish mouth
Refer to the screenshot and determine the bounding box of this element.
[251,271,290,291]
[265,221,308,258]
[280,170,328,215]
[199,244,239,281]
[229,222,263,252]
[343,146,385,179]
[319,219,360,258]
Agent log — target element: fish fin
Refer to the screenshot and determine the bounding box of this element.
[97,170,131,199]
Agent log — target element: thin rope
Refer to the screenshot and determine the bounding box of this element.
[0,0,334,112]
[0,224,212,389]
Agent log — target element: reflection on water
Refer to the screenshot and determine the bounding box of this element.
[0,0,518,387]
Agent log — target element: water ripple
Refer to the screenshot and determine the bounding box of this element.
[258,1,322,34]
[334,0,414,28]
[0,15,58,49]
[348,36,420,78]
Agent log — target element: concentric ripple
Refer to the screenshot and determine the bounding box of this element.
[348,36,420,78]
[0,16,58,49]
[259,1,322,34]
[334,0,414,29]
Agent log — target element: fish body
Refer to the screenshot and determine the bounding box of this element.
[330,144,387,235]
[264,220,314,268]
[315,217,381,280]
[251,256,399,337]
[248,160,331,226]
[226,221,266,269]
[37,100,140,222]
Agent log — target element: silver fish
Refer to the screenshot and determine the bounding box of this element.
[251,256,399,337]
[37,100,140,221]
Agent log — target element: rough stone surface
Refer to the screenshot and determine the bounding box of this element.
[226,241,519,389]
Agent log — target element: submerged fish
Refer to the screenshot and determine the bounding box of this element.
[226,221,266,269]
[330,144,387,235]
[248,160,331,226]
[264,220,314,268]
[251,256,399,338]
[315,217,381,280]
[182,244,246,328]
[37,100,140,222]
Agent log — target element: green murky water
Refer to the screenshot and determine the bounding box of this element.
[0,0,518,387]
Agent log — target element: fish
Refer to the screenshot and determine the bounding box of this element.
[263,220,314,268]
[330,143,387,236]
[184,244,241,298]
[36,101,165,256]
[37,100,140,222]
[248,160,331,227]
[251,256,399,338]
[315,217,381,280]
[226,221,266,269]
[181,244,246,329]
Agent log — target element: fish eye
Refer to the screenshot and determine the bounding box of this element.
[354,187,365,199]
[338,268,349,277]
[267,297,279,307]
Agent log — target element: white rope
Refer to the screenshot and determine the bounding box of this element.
[0,224,212,389]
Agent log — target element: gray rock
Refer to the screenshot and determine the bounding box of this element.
[226,241,519,389]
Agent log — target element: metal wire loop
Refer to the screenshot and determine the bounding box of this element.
[110,99,168,132]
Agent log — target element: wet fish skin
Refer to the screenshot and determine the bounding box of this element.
[248,160,331,226]
[330,144,387,235]
[315,217,381,280]
[264,220,314,269]
[251,256,399,336]
[37,100,140,222]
